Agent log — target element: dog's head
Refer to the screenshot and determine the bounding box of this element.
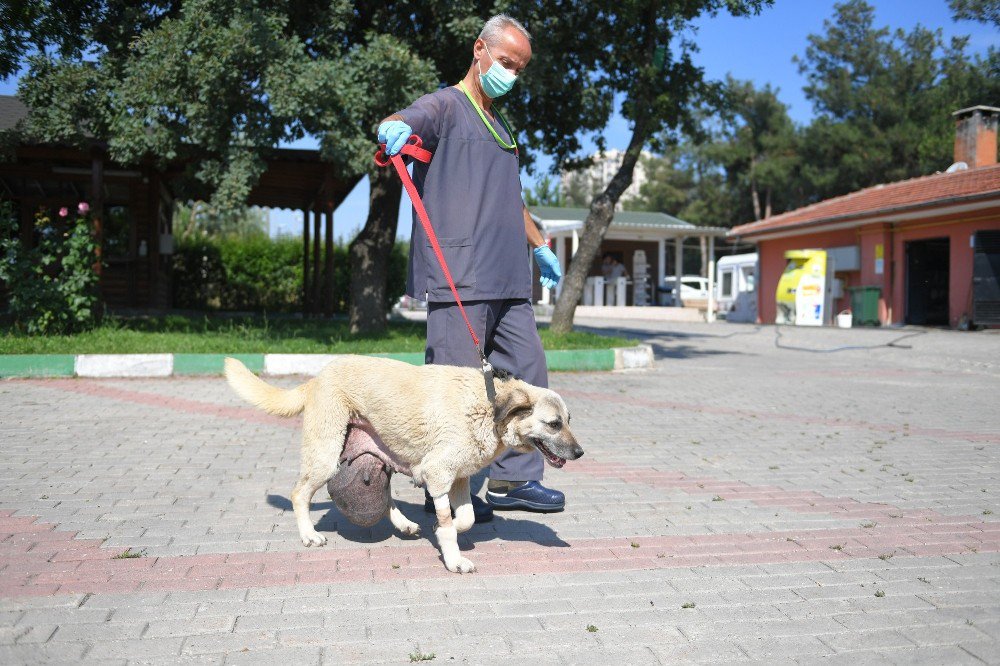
[495,384,583,468]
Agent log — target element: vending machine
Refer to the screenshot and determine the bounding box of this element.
[775,250,833,326]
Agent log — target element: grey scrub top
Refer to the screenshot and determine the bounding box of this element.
[396,86,530,303]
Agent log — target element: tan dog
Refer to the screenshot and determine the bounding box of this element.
[224,356,583,573]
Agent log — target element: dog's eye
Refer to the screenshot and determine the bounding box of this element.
[547,419,562,429]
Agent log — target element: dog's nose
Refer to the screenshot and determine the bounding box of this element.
[570,444,584,459]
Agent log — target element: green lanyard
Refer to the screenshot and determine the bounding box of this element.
[458,81,518,153]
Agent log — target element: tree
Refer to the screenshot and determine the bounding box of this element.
[523,174,562,207]
[949,0,1000,26]
[795,0,999,201]
[506,0,770,333]
[711,78,799,221]
[8,1,454,334]
[172,200,268,239]
[625,150,696,217]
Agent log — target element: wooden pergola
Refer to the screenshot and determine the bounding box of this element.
[205,149,359,316]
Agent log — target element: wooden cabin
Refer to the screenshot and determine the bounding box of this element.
[0,94,357,313]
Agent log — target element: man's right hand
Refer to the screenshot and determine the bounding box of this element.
[378,120,412,156]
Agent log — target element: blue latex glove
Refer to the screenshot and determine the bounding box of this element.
[377,120,411,156]
[533,245,562,290]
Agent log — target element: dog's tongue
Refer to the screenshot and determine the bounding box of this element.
[545,451,566,468]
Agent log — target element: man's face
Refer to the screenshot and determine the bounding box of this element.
[475,27,532,76]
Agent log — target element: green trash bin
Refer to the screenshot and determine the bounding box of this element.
[849,286,881,326]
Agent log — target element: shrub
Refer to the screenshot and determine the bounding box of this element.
[0,201,101,333]
[172,234,408,314]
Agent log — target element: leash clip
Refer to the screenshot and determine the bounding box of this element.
[479,350,497,413]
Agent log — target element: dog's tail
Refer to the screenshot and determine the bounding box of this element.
[224,357,309,417]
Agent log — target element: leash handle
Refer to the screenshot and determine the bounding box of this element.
[374,135,483,353]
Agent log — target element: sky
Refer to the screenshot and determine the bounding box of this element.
[1,1,994,239]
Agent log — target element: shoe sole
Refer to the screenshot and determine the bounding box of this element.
[485,493,565,513]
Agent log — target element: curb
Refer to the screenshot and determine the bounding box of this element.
[0,345,653,378]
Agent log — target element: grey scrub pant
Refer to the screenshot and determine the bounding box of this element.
[425,298,546,482]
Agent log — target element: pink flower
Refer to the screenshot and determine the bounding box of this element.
[77,201,90,215]
[59,207,69,218]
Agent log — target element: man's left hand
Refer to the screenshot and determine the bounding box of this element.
[533,246,562,290]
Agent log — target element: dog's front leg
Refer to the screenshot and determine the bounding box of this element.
[449,477,474,533]
[431,493,475,573]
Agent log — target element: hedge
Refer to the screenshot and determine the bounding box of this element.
[172,235,408,314]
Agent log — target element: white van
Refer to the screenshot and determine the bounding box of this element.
[659,276,710,307]
[716,253,758,322]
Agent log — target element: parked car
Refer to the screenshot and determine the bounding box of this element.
[394,294,427,311]
[658,276,709,306]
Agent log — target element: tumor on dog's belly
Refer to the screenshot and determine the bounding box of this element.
[326,420,409,528]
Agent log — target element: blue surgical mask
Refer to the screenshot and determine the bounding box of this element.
[478,43,517,99]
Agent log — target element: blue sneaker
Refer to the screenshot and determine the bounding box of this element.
[485,481,565,512]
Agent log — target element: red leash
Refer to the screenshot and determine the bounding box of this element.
[375,136,496,401]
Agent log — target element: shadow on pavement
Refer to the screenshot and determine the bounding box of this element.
[574,323,765,360]
[266,493,569,548]
[458,514,570,550]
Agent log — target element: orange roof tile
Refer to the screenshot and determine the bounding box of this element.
[730,164,1000,238]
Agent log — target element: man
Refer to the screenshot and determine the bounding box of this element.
[601,253,628,281]
[601,253,628,305]
[377,14,565,521]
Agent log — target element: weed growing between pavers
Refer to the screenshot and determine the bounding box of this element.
[409,652,435,662]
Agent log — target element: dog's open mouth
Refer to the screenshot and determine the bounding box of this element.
[532,438,566,468]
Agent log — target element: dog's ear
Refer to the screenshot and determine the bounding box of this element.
[494,386,533,426]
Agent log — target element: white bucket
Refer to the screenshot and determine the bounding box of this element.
[836,310,853,328]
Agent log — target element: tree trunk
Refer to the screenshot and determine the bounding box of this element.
[549,115,650,335]
[764,187,772,219]
[348,167,402,335]
[182,201,202,240]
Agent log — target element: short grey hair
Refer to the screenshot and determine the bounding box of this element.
[478,13,531,46]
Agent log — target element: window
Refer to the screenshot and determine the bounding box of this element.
[103,205,132,258]
[721,270,734,297]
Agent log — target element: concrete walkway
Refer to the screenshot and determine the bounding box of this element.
[1,322,998,664]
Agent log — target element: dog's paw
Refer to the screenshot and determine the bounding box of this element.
[445,557,476,574]
[398,522,421,537]
[300,530,328,547]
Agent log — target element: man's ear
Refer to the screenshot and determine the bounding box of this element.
[494,386,533,426]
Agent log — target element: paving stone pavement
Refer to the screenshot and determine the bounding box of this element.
[1,320,998,664]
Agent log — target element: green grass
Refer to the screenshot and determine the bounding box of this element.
[0,314,630,354]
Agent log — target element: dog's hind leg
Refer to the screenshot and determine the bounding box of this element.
[449,477,474,534]
[388,500,420,536]
[291,394,349,547]
[291,474,330,547]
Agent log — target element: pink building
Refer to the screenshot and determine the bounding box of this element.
[730,106,1000,328]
